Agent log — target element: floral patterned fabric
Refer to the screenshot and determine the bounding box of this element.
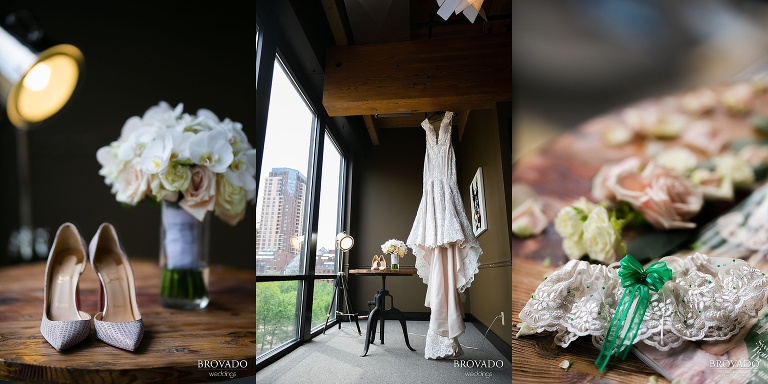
[519,253,768,351]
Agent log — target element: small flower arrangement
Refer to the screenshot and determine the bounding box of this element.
[381,239,408,257]
[96,101,257,225]
[554,198,627,264]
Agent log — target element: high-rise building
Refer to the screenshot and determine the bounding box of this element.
[256,168,307,258]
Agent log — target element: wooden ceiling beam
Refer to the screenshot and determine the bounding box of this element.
[323,33,511,117]
[321,0,349,46]
[362,115,379,145]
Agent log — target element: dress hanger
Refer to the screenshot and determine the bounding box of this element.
[427,111,445,123]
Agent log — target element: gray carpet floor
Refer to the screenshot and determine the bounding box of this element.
[255,320,512,384]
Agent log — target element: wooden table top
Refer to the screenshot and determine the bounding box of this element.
[0,258,255,384]
[348,269,416,276]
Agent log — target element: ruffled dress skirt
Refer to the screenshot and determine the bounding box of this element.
[408,179,481,359]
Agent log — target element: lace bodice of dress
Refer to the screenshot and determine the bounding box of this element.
[518,253,768,352]
[407,111,479,249]
[422,111,456,186]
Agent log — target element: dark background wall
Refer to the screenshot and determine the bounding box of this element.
[458,102,513,345]
[0,1,257,268]
[348,127,433,314]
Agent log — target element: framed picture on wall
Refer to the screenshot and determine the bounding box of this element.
[470,167,487,237]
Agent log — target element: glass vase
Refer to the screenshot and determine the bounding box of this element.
[159,200,210,310]
[390,254,399,270]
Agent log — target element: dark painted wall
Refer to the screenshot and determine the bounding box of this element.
[0,1,256,268]
[458,103,513,346]
[348,127,432,313]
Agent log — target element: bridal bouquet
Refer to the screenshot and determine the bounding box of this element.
[96,101,257,225]
[381,239,407,257]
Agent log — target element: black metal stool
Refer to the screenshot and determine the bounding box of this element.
[362,274,416,356]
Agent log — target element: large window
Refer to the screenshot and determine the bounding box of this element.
[255,54,348,364]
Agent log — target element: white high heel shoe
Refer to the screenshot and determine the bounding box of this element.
[40,223,91,351]
[89,223,144,351]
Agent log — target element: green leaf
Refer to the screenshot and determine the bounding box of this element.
[751,116,768,135]
[572,206,589,221]
[730,137,768,152]
[626,229,696,262]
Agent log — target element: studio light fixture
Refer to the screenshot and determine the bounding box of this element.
[436,0,487,24]
[0,12,84,129]
[325,231,360,335]
[0,11,84,261]
[336,231,354,252]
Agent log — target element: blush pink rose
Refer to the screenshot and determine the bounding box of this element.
[591,157,643,203]
[180,165,217,221]
[115,159,151,205]
[511,199,548,238]
[611,162,703,229]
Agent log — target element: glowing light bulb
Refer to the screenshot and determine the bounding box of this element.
[22,62,51,91]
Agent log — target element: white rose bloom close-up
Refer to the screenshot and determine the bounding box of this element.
[581,206,624,264]
[654,146,698,176]
[714,154,754,188]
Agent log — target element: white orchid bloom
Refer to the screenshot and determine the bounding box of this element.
[140,133,173,176]
[119,116,144,140]
[175,112,204,133]
[117,125,163,161]
[224,148,257,191]
[143,101,182,127]
[189,130,234,174]
[219,118,249,153]
[96,145,123,185]
[195,108,221,129]
[167,129,195,162]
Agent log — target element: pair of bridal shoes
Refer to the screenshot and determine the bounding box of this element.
[370,255,387,270]
[40,223,143,351]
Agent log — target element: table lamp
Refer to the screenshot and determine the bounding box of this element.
[0,11,84,262]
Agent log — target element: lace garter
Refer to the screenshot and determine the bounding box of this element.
[518,253,768,352]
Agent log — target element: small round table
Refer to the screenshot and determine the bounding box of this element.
[348,269,418,357]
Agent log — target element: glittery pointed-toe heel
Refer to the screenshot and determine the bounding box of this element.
[40,223,91,351]
[89,223,144,351]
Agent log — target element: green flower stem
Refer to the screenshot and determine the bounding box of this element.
[161,268,208,301]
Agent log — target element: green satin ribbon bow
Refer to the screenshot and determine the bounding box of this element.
[595,254,673,373]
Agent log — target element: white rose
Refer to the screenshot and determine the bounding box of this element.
[720,83,754,115]
[714,154,754,188]
[654,147,698,176]
[690,168,733,201]
[562,238,586,260]
[215,174,247,226]
[599,120,634,146]
[554,207,584,240]
[554,197,596,240]
[581,206,624,264]
[680,88,717,115]
[114,159,151,205]
[160,162,192,192]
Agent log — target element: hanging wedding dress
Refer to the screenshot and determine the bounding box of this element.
[407,111,482,359]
